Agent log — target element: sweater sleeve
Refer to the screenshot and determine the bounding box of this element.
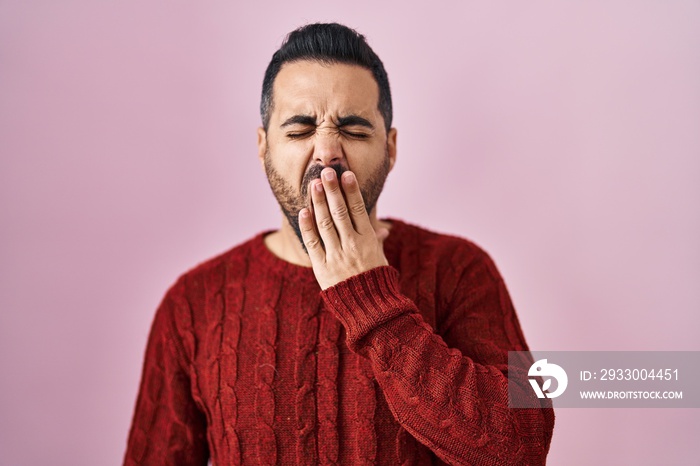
[123,278,210,466]
[320,255,555,466]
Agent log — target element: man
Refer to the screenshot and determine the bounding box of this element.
[124,23,554,465]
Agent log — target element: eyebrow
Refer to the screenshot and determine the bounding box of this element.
[336,115,374,129]
[280,114,374,130]
[280,115,317,128]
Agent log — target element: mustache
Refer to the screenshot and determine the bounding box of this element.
[300,163,348,197]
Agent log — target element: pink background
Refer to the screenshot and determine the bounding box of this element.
[1,1,698,464]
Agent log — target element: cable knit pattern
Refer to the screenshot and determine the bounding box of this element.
[355,353,377,465]
[123,218,555,465]
[220,259,246,463]
[316,309,340,465]
[254,277,280,465]
[295,286,320,465]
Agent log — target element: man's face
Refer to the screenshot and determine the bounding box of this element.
[258,60,397,247]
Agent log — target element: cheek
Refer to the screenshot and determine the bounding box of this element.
[345,143,386,179]
[269,142,311,184]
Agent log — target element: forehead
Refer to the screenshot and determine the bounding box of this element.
[271,60,380,121]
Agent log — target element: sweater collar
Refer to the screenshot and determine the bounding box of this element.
[249,217,406,285]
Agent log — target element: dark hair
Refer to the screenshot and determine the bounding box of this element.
[260,22,393,132]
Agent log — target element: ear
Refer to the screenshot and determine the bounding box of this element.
[387,127,397,172]
[257,127,267,171]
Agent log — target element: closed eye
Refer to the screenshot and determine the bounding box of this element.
[287,131,314,139]
[342,130,370,139]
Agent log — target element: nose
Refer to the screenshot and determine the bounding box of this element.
[313,130,344,166]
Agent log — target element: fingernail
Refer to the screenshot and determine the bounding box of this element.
[323,170,335,181]
[342,172,355,183]
[314,180,324,192]
[300,208,309,218]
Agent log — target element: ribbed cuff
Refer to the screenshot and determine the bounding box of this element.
[320,266,416,347]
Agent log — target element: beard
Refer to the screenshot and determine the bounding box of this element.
[263,148,391,251]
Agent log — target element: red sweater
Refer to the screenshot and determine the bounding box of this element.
[123,218,554,465]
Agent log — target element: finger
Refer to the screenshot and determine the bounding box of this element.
[320,168,354,239]
[340,171,373,235]
[310,178,341,251]
[298,207,325,261]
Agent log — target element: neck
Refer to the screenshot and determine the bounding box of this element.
[263,209,391,267]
